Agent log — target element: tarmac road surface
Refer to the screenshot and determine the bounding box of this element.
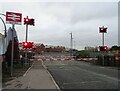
[42,53,119,90]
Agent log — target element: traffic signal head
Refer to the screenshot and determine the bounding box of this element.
[24,17,35,26]
[22,42,34,48]
[29,19,35,26]
[99,46,108,52]
[99,26,107,33]
[24,18,30,25]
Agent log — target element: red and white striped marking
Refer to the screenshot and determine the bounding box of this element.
[77,58,98,61]
[38,56,98,61]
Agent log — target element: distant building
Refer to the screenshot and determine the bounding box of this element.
[19,43,45,54]
[65,48,70,52]
[45,45,65,52]
[84,46,99,52]
[33,43,45,54]
[19,42,23,50]
[19,42,66,53]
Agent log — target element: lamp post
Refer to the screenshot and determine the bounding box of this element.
[0,13,6,37]
[0,13,7,56]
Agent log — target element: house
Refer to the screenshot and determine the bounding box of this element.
[45,45,66,52]
[33,43,45,54]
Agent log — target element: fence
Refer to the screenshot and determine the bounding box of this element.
[96,54,120,67]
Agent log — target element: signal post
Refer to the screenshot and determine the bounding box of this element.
[99,26,108,66]
[24,16,35,66]
[99,26,108,52]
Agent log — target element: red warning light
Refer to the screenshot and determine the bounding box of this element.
[22,42,34,48]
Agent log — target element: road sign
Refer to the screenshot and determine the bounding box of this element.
[6,12,22,25]
[99,26,107,33]
[24,17,35,26]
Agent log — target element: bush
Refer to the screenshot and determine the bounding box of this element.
[74,51,90,58]
[79,51,90,58]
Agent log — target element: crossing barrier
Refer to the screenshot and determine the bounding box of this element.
[38,56,98,62]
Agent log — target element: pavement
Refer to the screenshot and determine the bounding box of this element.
[2,58,60,90]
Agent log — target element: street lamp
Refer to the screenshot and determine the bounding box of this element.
[0,13,7,56]
[0,13,6,16]
[0,13,7,37]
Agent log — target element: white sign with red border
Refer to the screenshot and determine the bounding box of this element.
[6,12,22,25]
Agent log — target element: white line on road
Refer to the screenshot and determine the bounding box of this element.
[63,80,101,85]
[76,66,119,82]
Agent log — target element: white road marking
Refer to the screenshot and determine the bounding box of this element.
[76,66,119,82]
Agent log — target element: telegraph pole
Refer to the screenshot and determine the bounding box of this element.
[70,32,73,57]
[74,40,76,49]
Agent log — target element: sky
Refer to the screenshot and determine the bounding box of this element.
[0,0,119,50]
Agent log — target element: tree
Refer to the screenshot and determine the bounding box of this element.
[5,39,20,67]
[74,50,90,58]
[109,45,119,51]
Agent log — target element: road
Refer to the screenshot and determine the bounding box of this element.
[2,52,120,91]
[41,52,119,90]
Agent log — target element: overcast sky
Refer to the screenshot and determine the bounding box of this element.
[0,0,119,50]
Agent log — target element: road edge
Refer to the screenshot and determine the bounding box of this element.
[41,59,61,91]
[23,63,34,77]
